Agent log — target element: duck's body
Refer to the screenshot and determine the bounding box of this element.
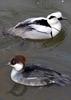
[9,55,71,86]
[11,64,58,86]
[8,12,65,40]
[11,64,71,86]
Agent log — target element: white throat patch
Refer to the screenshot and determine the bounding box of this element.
[11,63,23,71]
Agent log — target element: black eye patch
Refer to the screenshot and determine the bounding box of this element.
[58,17,63,20]
[11,58,16,65]
[49,16,55,19]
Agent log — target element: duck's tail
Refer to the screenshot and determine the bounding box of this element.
[54,74,71,86]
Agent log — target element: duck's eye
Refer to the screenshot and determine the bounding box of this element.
[11,58,16,65]
[58,17,62,20]
[49,16,55,19]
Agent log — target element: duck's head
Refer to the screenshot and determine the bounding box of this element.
[47,11,67,21]
[46,12,66,37]
[8,55,26,71]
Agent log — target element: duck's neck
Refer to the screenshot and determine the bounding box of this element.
[11,69,17,78]
[11,68,24,78]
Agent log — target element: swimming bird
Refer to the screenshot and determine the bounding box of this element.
[8,55,71,86]
[8,11,66,39]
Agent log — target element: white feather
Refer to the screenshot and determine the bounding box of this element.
[11,63,23,71]
[30,24,51,33]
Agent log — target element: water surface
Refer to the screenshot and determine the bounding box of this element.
[0,0,71,100]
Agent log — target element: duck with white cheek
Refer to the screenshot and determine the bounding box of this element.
[8,12,66,39]
[8,55,71,86]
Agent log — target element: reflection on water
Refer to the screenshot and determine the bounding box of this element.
[8,83,27,96]
[42,30,65,48]
[27,29,65,48]
[8,83,55,97]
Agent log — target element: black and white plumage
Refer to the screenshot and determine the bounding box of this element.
[8,12,66,39]
[8,55,71,86]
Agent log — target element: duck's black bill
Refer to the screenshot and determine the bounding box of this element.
[58,17,67,20]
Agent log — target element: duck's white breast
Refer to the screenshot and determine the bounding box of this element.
[52,22,61,37]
